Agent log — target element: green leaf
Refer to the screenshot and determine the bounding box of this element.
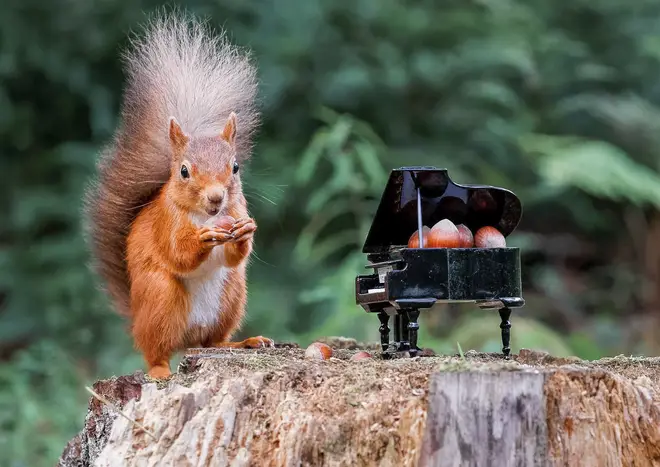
[524,134,660,208]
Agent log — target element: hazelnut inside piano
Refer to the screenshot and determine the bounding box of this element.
[355,167,524,358]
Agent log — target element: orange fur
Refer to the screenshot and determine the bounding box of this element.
[83,14,269,379]
[126,151,270,378]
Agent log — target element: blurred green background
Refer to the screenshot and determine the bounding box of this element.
[3,0,660,465]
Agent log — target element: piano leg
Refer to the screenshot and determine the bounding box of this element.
[407,309,421,356]
[394,313,402,349]
[498,307,512,358]
[377,312,390,352]
[400,312,410,351]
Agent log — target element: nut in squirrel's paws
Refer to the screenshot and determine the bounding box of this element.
[205,215,235,231]
[229,217,257,243]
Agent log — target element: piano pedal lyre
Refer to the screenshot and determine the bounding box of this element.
[355,167,524,359]
[376,310,420,357]
[374,301,431,358]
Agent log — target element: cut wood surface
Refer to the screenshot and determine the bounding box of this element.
[58,339,660,467]
[420,372,548,467]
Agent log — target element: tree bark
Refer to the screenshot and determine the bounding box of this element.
[420,372,548,467]
[59,343,660,467]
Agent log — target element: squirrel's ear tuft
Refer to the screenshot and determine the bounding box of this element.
[169,117,189,151]
[220,112,237,147]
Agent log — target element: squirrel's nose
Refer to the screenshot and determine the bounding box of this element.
[206,189,224,205]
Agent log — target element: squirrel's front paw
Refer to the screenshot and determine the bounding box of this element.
[230,218,257,243]
[198,226,233,249]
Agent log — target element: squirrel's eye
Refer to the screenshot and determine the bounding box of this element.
[180,165,190,179]
[233,161,240,174]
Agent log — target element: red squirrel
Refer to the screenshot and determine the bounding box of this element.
[84,12,273,379]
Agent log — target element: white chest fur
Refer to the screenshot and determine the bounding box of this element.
[183,214,229,329]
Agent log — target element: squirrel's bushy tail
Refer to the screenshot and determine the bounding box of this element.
[84,11,259,316]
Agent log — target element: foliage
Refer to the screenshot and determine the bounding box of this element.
[447,312,575,357]
[3,0,660,465]
[525,133,660,209]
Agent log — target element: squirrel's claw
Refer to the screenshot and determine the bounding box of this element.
[230,218,257,243]
[230,217,255,232]
[199,228,233,246]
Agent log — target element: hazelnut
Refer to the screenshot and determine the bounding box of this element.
[205,215,235,231]
[351,351,372,361]
[427,219,461,248]
[456,224,474,248]
[407,226,431,248]
[305,342,333,360]
[474,226,506,248]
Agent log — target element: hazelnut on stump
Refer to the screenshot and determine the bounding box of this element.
[305,342,333,360]
[351,351,372,361]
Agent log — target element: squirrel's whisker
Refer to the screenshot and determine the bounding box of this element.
[243,191,277,206]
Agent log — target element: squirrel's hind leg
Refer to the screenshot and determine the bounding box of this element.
[203,308,274,349]
[145,360,171,379]
[203,267,274,349]
[130,271,190,379]
[208,336,275,349]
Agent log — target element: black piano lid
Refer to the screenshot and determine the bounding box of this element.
[361,167,523,254]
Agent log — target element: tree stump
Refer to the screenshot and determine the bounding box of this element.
[58,343,660,467]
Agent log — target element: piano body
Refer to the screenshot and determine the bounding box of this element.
[355,167,524,357]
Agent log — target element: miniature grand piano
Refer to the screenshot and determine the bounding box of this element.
[355,167,524,358]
